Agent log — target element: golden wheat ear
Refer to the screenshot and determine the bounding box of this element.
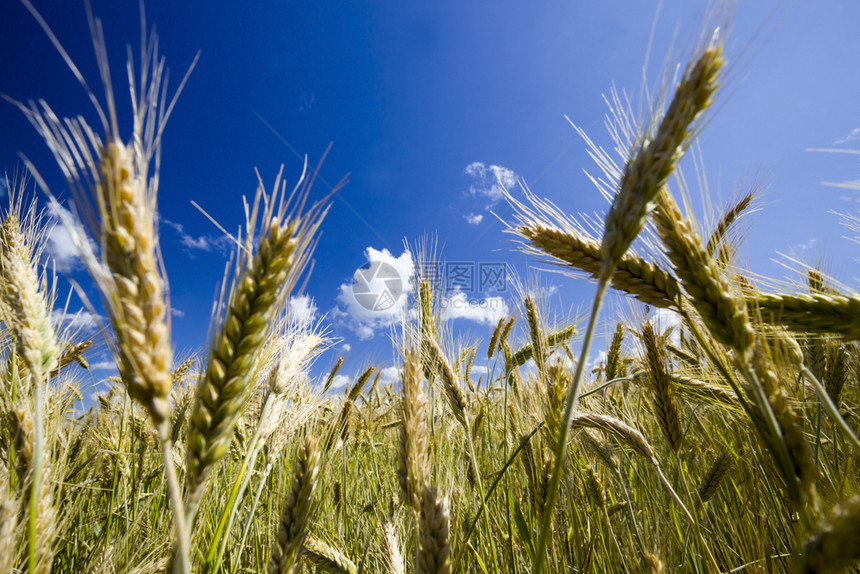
[0,175,59,386]
[416,486,451,574]
[397,348,428,513]
[8,2,200,440]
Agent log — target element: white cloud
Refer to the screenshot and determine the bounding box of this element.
[465,213,483,225]
[588,350,607,373]
[355,324,375,341]
[440,291,508,325]
[651,308,682,346]
[162,219,232,254]
[329,373,350,391]
[464,162,518,203]
[52,308,100,333]
[471,364,489,376]
[341,343,352,352]
[378,366,400,386]
[171,307,185,318]
[89,360,118,371]
[334,247,414,340]
[45,201,88,273]
[289,295,318,325]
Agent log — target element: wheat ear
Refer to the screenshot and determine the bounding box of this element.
[0,180,59,384]
[398,349,429,512]
[382,521,406,574]
[185,167,330,521]
[487,316,506,359]
[697,451,731,505]
[416,486,451,574]
[425,337,468,429]
[654,189,754,356]
[8,11,198,569]
[303,536,357,574]
[601,40,724,267]
[509,325,577,368]
[268,437,321,574]
[520,224,681,309]
[641,322,683,452]
[0,180,60,573]
[570,413,694,524]
[794,495,860,574]
[706,190,755,255]
[605,322,626,382]
[753,292,860,340]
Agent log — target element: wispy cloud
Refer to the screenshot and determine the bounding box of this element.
[45,201,88,273]
[464,162,518,204]
[441,291,508,325]
[52,308,101,334]
[791,238,817,252]
[299,94,316,112]
[835,128,860,146]
[171,307,186,318]
[465,213,483,225]
[333,247,414,340]
[0,178,8,197]
[162,219,233,255]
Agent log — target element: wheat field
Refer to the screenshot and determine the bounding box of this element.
[1,2,859,573]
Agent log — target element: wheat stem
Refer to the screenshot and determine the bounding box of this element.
[534,264,610,574]
[801,366,860,451]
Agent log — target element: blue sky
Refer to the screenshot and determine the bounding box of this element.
[2,1,859,391]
